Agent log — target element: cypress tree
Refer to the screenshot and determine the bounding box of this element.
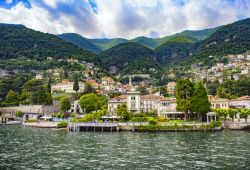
[191,81,211,121]
[46,77,52,105]
[73,75,79,92]
[176,78,194,120]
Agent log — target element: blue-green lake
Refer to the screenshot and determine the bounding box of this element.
[0,125,249,169]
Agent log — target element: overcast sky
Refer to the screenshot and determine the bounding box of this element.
[0,0,250,39]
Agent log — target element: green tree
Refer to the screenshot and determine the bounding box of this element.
[159,86,168,97]
[47,77,52,93]
[98,94,108,108]
[83,82,95,94]
[60,96,71,113]
[46,77,52,105]
[216,86,228,99]
[206,79,220,95]
[64,69,69,79]
[239,109,250,123]
[214,109,228,121]
[227,108,237,122]
[117,104,131,121]
[176,78,194,120]
[4,90,19,105]
[73,75,79,92]
[191,81,211,121]
[136,86,149,95]
[79,93,100,113]
[22,79,48,104]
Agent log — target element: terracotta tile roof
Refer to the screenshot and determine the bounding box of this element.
[141,95,165,100]
[232,96,250,101]
[114,95,127,100]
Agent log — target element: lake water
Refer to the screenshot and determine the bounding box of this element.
[0,126,249,169]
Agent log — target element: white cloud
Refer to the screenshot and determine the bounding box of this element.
[5,0,13,4]
[0,0,250,39]
[43,0,57,8]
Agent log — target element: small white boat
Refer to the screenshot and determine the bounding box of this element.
[5,121,22,125]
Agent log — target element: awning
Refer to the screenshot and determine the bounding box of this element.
[101,116,120,119]
[161,112,184,115]
[206,112,217,116]
[40,115,52,120]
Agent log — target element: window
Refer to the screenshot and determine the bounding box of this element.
[131,103,136,109]
[131,97,136,100]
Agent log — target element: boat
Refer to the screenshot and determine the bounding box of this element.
[5,121,22,125]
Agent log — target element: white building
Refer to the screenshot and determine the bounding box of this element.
[107,91,178,117]
[108,95,127,116]
[70,100,83,113]
[229,96,250,109]
[52,80,85,93]
[36,74,43,80]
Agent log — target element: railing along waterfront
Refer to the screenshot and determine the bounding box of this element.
[68,122,148,132]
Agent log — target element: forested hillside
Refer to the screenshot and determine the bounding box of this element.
[58,33,101,54]
[184,18,250,66]
[155,36,196,65]
[0,24,98,70]
[98,42,158,74]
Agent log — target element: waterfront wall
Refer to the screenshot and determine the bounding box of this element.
[0,105,56,114]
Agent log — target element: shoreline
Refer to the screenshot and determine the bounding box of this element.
[3,121,250,132]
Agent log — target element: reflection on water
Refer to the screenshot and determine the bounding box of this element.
[0,126,249,169]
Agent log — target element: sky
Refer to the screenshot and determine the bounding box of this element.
[0,0,250,39]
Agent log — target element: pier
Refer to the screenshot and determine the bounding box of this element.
[68,122,148,132]
[68,122,119,132]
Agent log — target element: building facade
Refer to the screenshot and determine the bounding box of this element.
[210,96,250,109]
[229,96,250,109]
[52,80,85,93]
[107,92,177,116]
[166,82,176,95]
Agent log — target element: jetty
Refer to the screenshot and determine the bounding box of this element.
[68,122,119,132]
[68,122,148,132]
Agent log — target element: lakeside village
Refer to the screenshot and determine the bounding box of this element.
[1,53,250,132]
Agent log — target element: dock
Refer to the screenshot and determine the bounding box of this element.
[68,122,119,132]
[68,122,148,132]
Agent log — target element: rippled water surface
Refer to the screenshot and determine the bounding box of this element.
[0,126,250,169]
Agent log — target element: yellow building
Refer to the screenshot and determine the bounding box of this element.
[210,98,229,109]
[166,82,176,95]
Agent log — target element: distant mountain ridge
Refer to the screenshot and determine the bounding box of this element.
[57,33,101,54]
[1,17,250,76]
[57,26,219,53]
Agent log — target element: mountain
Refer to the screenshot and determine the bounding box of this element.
[98,42,158,74]
[155,27,220,46]
[89,38,128,51]
[130,36,159,49]
[56,27,219,53]
[58,33,101,54]
[155,36,196,65]
[184,18,250,66]
[129,27,219,49]
[0,24,98,71]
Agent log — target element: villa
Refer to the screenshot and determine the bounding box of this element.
[51,80,85,93]
[107,91,178,117]
[229,96,250,109]
[210,96,250,109]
